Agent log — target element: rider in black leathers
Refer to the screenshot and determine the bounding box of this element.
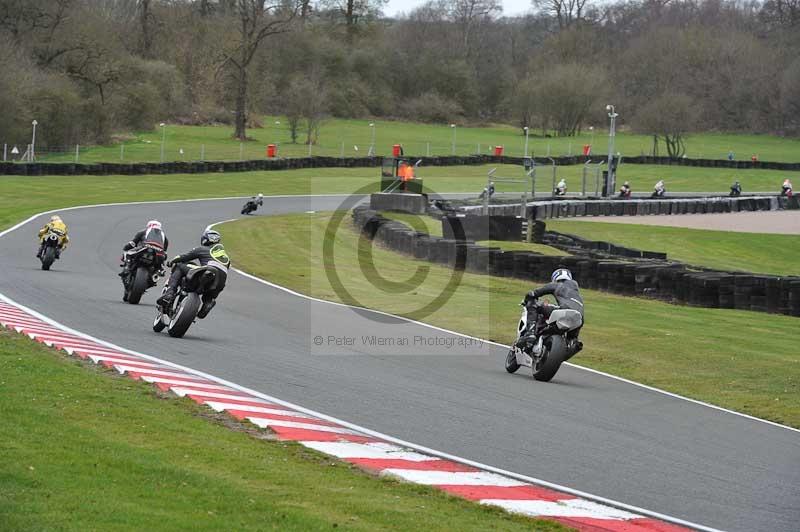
[157,229,230,317]
[120,220,168,277]
[517,268,584,349]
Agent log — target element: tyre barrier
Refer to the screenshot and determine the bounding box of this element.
[441,215,523,241]
[464,194,797,220]
[351,206,800,317]
[5,152,800,176]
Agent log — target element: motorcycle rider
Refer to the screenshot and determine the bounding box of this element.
[479,181,495,200]
[781,179,793,197]
[619,181,632,198]
[120,220,169,277]
[517,268,584,352]
[555,178,567,196]
[730,181,742,197]
[651,180,666,198]
[157,229,230,318]
[37,215,69,259]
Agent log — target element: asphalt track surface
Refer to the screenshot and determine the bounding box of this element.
[2,196,798,532]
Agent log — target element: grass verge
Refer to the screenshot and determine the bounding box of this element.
[0,329,564,532]
[0,163,794,230]
[546,220,800,276]
[219,213,800,428]
[34,116,800,162]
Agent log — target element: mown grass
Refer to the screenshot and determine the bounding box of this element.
[0,329,565,532]
[29,116,800,162]
[546,220,800,276]
[381,212,568,255]
[219,213,800,428]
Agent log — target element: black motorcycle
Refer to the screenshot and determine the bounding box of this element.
[121,244,166,304]
[38,232,61,271]
[241,200,259,215]
[505,300,583,382]
[153,265,220,338]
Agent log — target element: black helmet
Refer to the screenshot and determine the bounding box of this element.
[201,229,221,246]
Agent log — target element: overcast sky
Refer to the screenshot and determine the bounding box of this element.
[386,0,534,18]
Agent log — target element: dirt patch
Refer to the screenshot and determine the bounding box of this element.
[575,210,800,234]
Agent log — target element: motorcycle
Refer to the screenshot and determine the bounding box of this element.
[38,232,61,271]
[505,300,583,382]
[121,244,167,304]
[241,200,259,215]
[153,265,220,338]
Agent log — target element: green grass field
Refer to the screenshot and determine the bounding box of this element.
[0,330,563,531]
[24,116,800,163]
[218,213,800,428]
[546,220,800,276]
[0,163,794,231]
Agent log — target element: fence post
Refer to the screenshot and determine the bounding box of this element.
[426,142,430,157]
[75,144,79,163]
[120,144,124,161]
[2,144,6,162]
[308,142,312,157]
[200,144,205,161]
[340,141,344,157]
[477,143,481,154]
[239,143,243,161]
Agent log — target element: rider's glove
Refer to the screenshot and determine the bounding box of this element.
[166,256,178,268]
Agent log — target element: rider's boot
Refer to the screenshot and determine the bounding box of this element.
[157,288,176,310]
[55,248,61,259]
[197,299,216,319]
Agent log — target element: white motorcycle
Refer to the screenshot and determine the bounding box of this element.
[505,300,583,382]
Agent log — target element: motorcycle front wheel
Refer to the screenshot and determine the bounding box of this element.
[505,349,520,373]
[41,247,56,270]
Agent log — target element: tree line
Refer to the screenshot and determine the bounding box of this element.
[1,0,798,158]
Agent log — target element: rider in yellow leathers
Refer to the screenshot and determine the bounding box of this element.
[37,215,70,259]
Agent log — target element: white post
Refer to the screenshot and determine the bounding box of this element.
[159,123,166,162]
[524,126,529,157]
[31,120,38,161]
[369,122,375,156]
[340,141,344,157]
[450,124,456,155]
[2,143,6,162]
[200,144,205,161]
[239,142,244,161]
[120,144,124,161]
[426,142,430,157]
[606,104,618,196]
[308,141,312,157]
[75,144,79,163]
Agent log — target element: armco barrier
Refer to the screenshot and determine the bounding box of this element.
[352,206,800,317]
[5,152,800,176]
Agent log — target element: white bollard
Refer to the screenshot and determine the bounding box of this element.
[239,143,243,161]
[75,144,79,163]
[200,144,205,161]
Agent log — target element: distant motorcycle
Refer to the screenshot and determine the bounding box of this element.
[121,244,167,304]
[505,299,583,382]
[38,232,61,271]
[241,200,259,215]
[153,265,220,338]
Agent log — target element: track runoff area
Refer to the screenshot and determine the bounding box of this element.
[1,196,797,532]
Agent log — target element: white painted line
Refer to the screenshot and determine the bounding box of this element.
[89,355,158,367]
[112,366,199,380]
[300,441,437,462]
[383,470,527,487]
[142,377,228,390]
[481,499,639,519]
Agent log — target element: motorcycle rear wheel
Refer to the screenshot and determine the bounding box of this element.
[532,336,567,382]
[167,293,201,338]
[127,267,149,304]
[41,247,56,270]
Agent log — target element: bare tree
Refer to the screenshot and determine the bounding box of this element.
[533,0,592,29]
[448,0,502,56]
[632,92,696,158]
[319,0,387,41]
[220,0,298,140]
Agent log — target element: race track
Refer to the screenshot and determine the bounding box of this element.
[1,196,798,532]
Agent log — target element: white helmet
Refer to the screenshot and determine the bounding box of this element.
[147,220,162,230]
[50,215,62,223]
[257,193,263,198]
[551,268,573,282]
